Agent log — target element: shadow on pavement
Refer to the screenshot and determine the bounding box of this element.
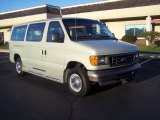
[134,59,160,83]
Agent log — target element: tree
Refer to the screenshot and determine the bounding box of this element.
[121,35,137,44]
[140,31,160,46]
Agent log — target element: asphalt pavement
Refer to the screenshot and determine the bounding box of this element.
[0,53,160,120]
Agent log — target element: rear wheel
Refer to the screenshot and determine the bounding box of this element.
[15,58,24,76]
[67,67,91,96]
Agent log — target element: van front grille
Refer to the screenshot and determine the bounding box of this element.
[110,53,135,67]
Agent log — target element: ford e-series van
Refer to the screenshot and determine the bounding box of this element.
[9,18,140,96]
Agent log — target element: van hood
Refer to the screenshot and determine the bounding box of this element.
[79,40,139,55]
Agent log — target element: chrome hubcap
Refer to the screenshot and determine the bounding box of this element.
[69,74,82,93]
[16,61,21,73]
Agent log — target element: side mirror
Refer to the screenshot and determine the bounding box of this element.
[52,32,59,41]
[111,33,118,41]
[51,32,64,43]
[112,33,115,37]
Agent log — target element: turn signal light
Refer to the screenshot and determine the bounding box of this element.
[90,56,98,66]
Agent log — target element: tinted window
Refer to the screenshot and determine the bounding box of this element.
[11,25,27,41]
[125,25,146,37]
[47,21,64,42]
[26,23,45,42]
[0,32,4,42]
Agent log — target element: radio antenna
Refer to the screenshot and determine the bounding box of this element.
[74,7,77,42]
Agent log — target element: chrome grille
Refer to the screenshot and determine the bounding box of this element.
[110,53,135,67]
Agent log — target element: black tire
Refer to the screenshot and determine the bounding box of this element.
[15,58,24,76]
[67,67,91,96]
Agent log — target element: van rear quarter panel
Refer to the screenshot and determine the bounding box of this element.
[9,41,26,63]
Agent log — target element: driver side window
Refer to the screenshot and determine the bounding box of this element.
[47,21,64,42]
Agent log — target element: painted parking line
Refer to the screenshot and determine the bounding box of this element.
[140,54,160,59]
[140,59,152,65]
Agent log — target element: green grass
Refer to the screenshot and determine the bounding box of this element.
[138,45,160,53]
[0,43,9,49]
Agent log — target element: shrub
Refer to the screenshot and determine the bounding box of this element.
[4,41,9,45]
[121,35,137,44]
[155,40,160,46]
[140,31,160,44]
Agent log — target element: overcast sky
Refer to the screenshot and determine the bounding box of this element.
[0,0,101,12]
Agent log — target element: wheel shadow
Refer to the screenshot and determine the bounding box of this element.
[89,81,122,95]
[18,73,71,96]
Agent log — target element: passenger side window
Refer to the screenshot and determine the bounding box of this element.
[47,21,64,42]
[26,23,45,42]
[11,25,27,41]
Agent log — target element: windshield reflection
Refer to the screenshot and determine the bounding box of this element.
[63,18,116,41]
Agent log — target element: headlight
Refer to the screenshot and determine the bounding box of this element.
[89,55,109,66]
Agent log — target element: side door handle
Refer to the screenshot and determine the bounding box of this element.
[44,50,47,55]
[42,50,44,55]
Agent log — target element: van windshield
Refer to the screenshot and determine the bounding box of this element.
[62,18,116,41]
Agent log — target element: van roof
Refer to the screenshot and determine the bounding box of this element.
[12,17,96,27]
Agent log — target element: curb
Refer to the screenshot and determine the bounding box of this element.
[140,53,160,59]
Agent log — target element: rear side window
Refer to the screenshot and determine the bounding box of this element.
[11,25,27,41]
[26,23,45,42]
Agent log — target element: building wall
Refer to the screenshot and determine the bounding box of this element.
[63,5,160,39]
[0,13,47,42]
[0,29,10,43]
[155,26,160,32]
[63,5,160,20]
[0,13,47,27]
[106,20,146,39]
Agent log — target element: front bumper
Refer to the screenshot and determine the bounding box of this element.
[87,63,141,84]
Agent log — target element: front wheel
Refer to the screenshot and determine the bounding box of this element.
[15,58,24,76]
[67,67,91,96]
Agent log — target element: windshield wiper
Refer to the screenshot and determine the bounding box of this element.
[99,35,117,40]
[74,36,93,41]
[72,35,117,41]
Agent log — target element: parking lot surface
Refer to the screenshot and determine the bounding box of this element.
[0,52,160,120]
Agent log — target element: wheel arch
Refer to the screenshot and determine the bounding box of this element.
[14,53,21,62]
[63,61,86,83]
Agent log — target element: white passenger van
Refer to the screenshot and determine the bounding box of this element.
[10,17,140,96]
